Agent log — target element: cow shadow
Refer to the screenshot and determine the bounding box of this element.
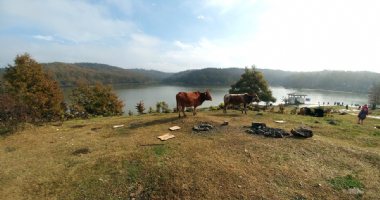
[129,116,179,129]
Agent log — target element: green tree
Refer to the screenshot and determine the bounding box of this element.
[2,53,65,123]
[369,82,380,109]
[229,66,276,103]
[135,101,145,114]
[69,82,124,117]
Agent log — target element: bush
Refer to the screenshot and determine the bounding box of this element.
[136,101,145,115]
[161,101,172,113]
[0,92,28,134]
[69,83,124,118]
[1,54,65,124]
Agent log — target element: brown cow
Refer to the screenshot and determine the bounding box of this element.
[223,93,260,114]
[176,90,212,118]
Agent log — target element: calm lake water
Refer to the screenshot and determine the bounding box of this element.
[114,85,368,113]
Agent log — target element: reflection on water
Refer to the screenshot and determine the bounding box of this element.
[114,85,368,113]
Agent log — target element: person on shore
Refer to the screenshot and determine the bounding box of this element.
[357,104,369,125]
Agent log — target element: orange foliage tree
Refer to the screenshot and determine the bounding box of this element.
[2,53,65,124]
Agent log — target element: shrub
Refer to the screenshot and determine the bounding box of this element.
[69,82,124,118]
[148,107,154,113]
[160,101,172,113]
[156,102,162,113]
[128,110,134,116]
[136,101,145,115]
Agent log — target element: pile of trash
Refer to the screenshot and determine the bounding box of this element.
[246,122,290,138]
[246,122,313,138]
[193,123,214,132]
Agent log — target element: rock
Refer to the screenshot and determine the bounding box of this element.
[291,127,313,138]
[221,121,229,126]
[345,188,364,195]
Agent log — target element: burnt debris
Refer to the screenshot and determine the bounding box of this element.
[246,122,290,138]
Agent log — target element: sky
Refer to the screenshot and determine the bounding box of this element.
[0,0,380,73]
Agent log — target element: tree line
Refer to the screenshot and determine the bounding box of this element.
[3,62,379,94]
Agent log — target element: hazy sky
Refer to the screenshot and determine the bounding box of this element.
[1,0,379,72]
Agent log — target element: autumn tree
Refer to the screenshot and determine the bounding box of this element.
[2,54,65,123]
[69,82,124,117]
[229,66,276,103]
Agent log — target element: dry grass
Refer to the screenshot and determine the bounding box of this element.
[1,109,379,199]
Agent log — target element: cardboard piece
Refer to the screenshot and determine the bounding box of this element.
[169,126,181,131]
[158,133,175,141]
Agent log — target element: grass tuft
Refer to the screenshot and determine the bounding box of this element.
[328,175,364,190]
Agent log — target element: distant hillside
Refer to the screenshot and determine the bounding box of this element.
[2,62,379,93]
[42,62,168,87]
[277,70,380,93]
[162,68,244,86]
[163,68,380,93]
[128,68,173,81]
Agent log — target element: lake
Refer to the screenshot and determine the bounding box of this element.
[114,85,369,113]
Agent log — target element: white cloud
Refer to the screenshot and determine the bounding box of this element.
[164,0,380,73]
[0,0,135,43]
[33,35,54,41]
[1,0,380,73]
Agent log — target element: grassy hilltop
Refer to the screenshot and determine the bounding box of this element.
[1,108,379,199]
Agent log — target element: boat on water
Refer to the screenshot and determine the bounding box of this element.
[284,93,309,105]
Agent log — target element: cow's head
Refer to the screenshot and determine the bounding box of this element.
[203,90,212,101]
[249,93,260,103]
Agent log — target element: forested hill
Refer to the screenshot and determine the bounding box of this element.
[41,62,172,87]
[273,70,379,93]
[162,68,245,86]
[162,68,380,93]
[2,62,379,93]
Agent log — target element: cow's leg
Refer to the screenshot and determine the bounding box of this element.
[182,105,186,117]
[177,103,181,118]
[223,103,227,113]
[193,106,197,115]
[244,103,247,114]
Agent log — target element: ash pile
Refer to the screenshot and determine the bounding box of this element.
[246,122,290,138]
[193,123,214,132]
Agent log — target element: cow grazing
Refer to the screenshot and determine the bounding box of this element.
[223,93,260,114]
[176,90,212,118]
